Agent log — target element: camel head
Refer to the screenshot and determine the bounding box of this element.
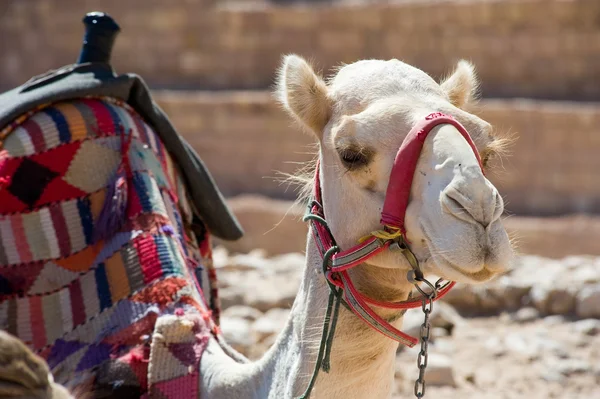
[276,55,514,286]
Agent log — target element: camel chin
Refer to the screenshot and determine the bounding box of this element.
[429,255,499,284]
[423,222,513,285]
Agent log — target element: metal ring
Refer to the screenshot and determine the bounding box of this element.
[406,269,425,285]
[413,277,438,300]
[323,246,340,270]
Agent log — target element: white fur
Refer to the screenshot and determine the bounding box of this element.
[199,236,407,398]
[198,56,514,398]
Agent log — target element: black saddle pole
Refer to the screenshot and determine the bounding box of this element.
[77,12,121,65]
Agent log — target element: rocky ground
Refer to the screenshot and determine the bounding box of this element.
[213,247,600,399]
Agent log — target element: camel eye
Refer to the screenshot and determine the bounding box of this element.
[339,149,369,169]
[482,154,490,168]
[481,149,493,168]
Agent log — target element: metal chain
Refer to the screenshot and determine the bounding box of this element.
[413,281,436,399]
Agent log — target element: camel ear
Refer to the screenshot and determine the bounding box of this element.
[276,54,331,137]
[440,60,479,108]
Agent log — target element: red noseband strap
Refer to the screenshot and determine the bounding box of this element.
[308,112,483,347]
[381,112,485,237]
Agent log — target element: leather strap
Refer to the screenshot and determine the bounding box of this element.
[380,113,484,237]
[307,112,487,346]
[339,271,419,347]
[306,209,452,346]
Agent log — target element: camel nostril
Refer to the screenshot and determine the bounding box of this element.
[443,194,467,215]
[442,186,499,228]
[441,190,478,224]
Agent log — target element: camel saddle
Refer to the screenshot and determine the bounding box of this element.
[0,60,243,242]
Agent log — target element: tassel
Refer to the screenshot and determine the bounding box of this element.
[93,131,133,243]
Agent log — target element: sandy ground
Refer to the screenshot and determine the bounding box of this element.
[216,248,600,399]
[393,315,600,399]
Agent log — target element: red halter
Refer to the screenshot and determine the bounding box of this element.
[307,112,484,347]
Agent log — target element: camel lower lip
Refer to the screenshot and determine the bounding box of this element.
[420,223,493,281]
[435,255,493,281]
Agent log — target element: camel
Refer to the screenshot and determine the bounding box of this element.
[0,55,513,399]
[196,55,513,399]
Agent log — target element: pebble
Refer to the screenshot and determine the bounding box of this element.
[513,307,540,322]
[432,327,449,338]
[572,319,600,336]
[219,317,255,353]
[531,284,576,315]
[484,336,506,357]
[556,360,592,376]
[242,274,299,312]
[252,308,290,341]
[543,315,566,326]
[571,266,600,284]
[432,338,456,354]
[432,302,465,332]
[547,288,577,315]
[504,333,529,353]
[219,288,245,309]
[541,369,565,383]
[424,354,456,387]
[222,305,264,321]
[576,284,600,319]
[442,285,479,312]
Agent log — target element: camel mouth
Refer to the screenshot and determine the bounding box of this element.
[419,223,505,284]
[432,255,496,283]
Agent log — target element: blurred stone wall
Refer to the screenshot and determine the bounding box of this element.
[2,0,599,217]
[155,91,600,216]
[1,0,599,100]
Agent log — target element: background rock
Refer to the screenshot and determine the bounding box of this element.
[424,354,456,387]
[222,305,264,322]
[214,248,600,398]
[576,284,600,318]
[253,308,290,342]
[572,319,600,336]
[512,307,540,322]
[220,317,255,355]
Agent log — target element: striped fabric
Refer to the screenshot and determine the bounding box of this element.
[0,97,221,398]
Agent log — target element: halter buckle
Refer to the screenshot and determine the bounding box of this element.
[389,239,407,252]
[390,237,423,281]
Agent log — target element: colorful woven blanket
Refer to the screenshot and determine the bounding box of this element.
[0,97,221,398]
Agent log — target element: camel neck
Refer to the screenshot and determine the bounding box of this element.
[199,232,409,399]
